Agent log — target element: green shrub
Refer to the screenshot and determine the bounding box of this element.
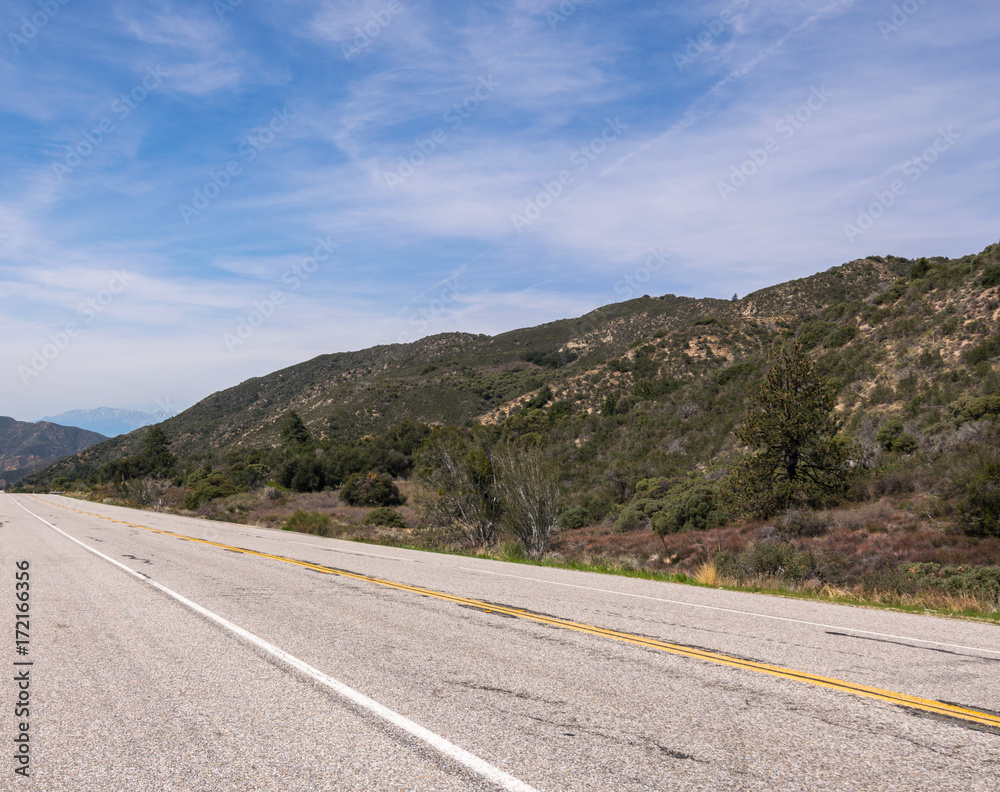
[981,264,1000,289]
[497,539,526,561]
[902,563,1000,601]
[716,361,755,386]
[824,325,857,349]
[874,279,908,304]
[277,454,327,493]
[917,348,941,368]
[581,492,615,523]
[652,478,724,535]
[936,566,1000,599]
[558,506,588,530]
[183,472,237,510]
[229,462,267,489]
[613,506,642,533]
[869,383,895,404]
[875,419,917,453]
[359,507,406,528]
[615,396,637,414]
[632,497,666,516]
[633,478,670,498]
[339,471,405,507]
[548,401,573,421]
[525,386,553,409]
[633,380,657,401]
[633,354,657,379]
[964,332,1000,366]
[949,395,1000,425]
[958,460,1000,537]
[284,509,333,536]
[716,541,819,582]
[522,351,576,369]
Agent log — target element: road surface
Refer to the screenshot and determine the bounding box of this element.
[2,493,997,791]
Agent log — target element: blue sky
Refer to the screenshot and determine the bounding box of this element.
[2,0,998,422]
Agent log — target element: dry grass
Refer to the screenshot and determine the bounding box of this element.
[853,586,997,613]
[694,561,721,586]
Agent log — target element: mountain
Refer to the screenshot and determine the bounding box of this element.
[21,244,1000,490]
[0,417,107,486]
[45,255,903,462]
[39,407,175,438]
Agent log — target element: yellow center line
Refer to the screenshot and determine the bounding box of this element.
[33,495,1000,732]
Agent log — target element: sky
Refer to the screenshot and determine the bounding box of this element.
[1,0,998,422]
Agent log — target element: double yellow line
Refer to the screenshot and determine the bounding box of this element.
[34,496,1000,732]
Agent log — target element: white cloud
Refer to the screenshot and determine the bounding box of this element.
[114,7,245,94]
[2,0,998,420]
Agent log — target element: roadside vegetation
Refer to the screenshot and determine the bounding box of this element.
[15,246,1000,619]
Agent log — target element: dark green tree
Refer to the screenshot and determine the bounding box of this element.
[141,425,176,476]
[279,411,312,448]
[728,343,855,518]
[958,460,1000,537]
[277,454,327,492]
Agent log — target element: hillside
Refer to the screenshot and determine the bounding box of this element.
[23,244,1000,497]
[0,417,107,486]
[27,253,914,467]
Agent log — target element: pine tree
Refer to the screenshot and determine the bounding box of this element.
[279,411,312,447]
[140,425,176,477]
[728,343,855,518]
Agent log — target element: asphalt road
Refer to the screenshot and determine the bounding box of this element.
[2,493,998,791]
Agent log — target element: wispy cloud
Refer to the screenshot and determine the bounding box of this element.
[113,7,245,94]
[1,0,997,419]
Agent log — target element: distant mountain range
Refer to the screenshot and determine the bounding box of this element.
[0,417,107,486]
[39,407,175,438]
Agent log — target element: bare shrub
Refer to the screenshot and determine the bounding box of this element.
[416,430,501,550]
[494,445,560,558]
[755,525,781,542]
[126,477,161,507]
[777,509,829,538]
[870,467,917,497]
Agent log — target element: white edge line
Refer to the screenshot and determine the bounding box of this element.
[12,497,540,792]
[35,495,1000,657]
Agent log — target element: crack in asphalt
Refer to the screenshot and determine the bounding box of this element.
[122,553,153,565]
[826,631,1000,662]
[520,713,710,763]
[452,681,565,707]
